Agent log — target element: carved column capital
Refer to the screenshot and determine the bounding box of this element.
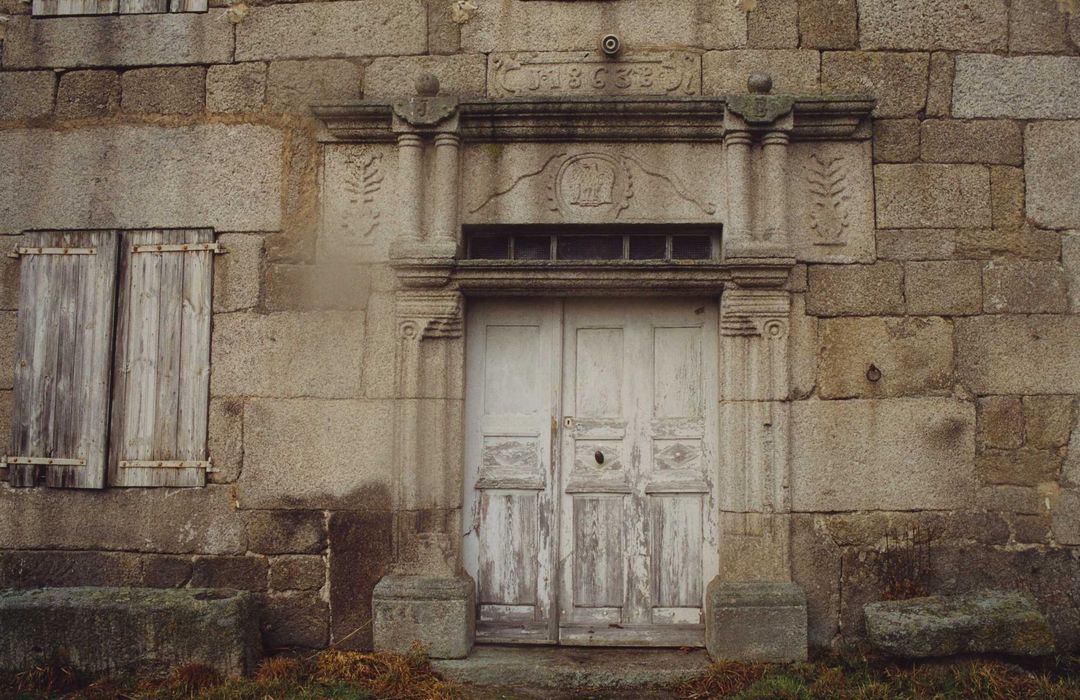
[720,289,791,339]
[395,290,464,341]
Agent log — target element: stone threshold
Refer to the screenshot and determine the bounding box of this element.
[432,645,711,690]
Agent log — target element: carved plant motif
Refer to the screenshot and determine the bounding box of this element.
[340,151,384,246]
[805,153,850,246]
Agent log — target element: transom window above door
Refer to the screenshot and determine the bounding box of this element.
[465,225,720,262]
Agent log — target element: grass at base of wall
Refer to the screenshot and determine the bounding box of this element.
[3,648,1080,700]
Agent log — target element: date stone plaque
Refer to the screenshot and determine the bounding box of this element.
[489,51,701,98]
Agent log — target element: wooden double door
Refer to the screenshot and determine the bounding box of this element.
[464,298,719,646]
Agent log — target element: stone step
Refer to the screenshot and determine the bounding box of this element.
[432,645,711,690]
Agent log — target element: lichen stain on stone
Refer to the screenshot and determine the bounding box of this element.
[737,0,757,11]
[450,0,477,24]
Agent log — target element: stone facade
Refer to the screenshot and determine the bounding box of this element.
[0,0,1078,662]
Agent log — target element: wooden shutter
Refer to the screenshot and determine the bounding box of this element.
[8,231,119,489]
[108,229,214,488]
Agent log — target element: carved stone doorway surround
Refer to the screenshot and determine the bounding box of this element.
[314,82,873,661]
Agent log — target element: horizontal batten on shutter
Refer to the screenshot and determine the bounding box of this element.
[9,247,97,258]
[4,456,86,467]
[119,459,214,470]
[130,243,221,254]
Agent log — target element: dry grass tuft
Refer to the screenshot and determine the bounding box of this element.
[253,654,308,683]
[12,661,83,695]
[162,663,224,696]
[313,642,462,700]
[678,660,769,698]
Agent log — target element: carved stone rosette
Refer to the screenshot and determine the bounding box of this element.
[718,288,792,582]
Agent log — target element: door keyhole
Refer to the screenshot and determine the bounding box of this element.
[594,450,605,465]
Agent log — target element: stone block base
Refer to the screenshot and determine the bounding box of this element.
[372,575,474,659]
[705,579,808,662]
[0,587,260,676]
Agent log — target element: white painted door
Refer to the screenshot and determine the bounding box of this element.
[465,298,718,647]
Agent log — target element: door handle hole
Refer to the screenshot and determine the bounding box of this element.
[594,450,604,465]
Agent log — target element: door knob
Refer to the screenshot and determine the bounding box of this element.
[594,450,605,465]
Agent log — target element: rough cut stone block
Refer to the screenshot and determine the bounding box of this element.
[875,164,990,229]
[207,63,266,114]
[366,54,486,98]
[747,0,798,48]
[460,0,746,52]
[329,510,393,650]
[799,0,857,48]
[0,311,14,390]
[2,11,233,68]
[820,51,928,118]
[269,555,325,592]
[953,55,1080,119]
[0,71,54,120]
[0,487,244,554]
[121,66,205,115]
[261,591,329,649]
[212,311,364,398]
[236,1,426,61]
[0,126,283,233]
[806,263,904,316]
[239,399,394,510]
[977,447,1062,487]
[983,259,1069,314]
[865,591,1055,658]
[956,315,1080,394]
[905,260,981,315]
[1025,122,1080,229]
[56,70,120,118]
[1009,0,1073,54]
[818,317,953,399]
[1065,233,1080,313]
[372,575,474,659]
[0,587,260,675]
[266,59,363,113]
[1052,489,1080,545]
[791,398,975,511]
[877,229,956,261]
[705,580,807,662]
[920,119,1022,166]
[977,396,1024,450]
[244,510,327,555]
[1022,396,1074,449]
[872,119,919,163]
[703,50,818,95]
[213,234,262,313]
[926,52,954,118]
[857,0,1007,51]
[190,556,268,591]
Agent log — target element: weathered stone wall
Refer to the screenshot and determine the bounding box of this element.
[1,0,1079,654]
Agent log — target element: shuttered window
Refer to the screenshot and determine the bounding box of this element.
[8,231,118,489]
[7,229,214,489]
[32,0,206,16]
[109,230,213,488]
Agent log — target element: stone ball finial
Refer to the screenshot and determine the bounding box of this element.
[415,72,440,97]
[747,73,773,94]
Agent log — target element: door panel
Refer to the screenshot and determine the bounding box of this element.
[466,298,717,647]
[465,300,561,644]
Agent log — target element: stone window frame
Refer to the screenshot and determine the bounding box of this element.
[4,227,218,490]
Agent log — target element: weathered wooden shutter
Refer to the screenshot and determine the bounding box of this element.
[32,0,206,15]
[8,231,119,489]
[108,229,214,488]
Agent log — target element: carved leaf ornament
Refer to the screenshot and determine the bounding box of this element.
[805,153,850,246]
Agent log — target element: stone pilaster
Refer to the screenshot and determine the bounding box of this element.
[707,285,806,662]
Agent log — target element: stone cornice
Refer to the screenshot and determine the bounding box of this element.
[390,257,795,294]
[314,95,875,143]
